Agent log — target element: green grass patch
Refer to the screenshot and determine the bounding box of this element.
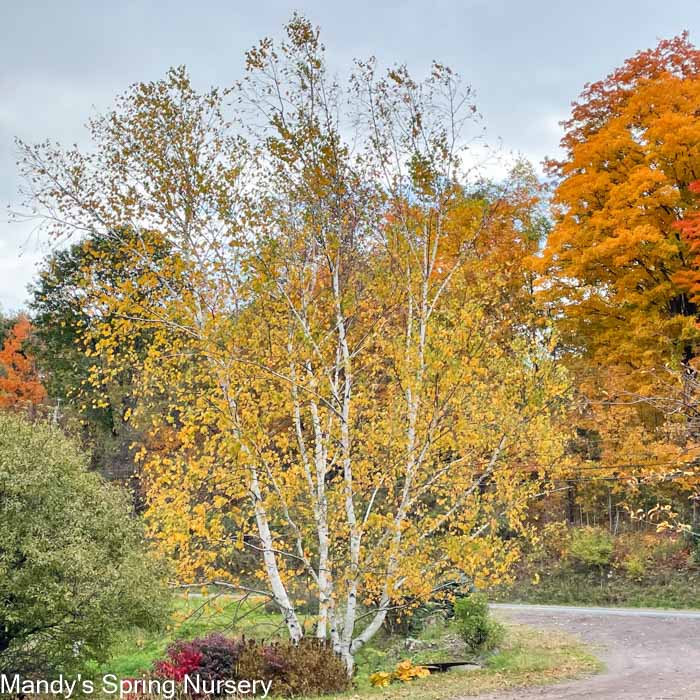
[93,594,284,676]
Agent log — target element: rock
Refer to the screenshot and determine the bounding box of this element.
[405,637,421,651]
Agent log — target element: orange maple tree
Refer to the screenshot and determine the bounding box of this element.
[534,34,700,513]
[538,33,700,378]
[0,316,46,409]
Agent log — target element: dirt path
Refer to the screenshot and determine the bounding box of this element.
[478,603,700,700]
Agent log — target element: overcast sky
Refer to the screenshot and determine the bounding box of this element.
[1,0,699,312]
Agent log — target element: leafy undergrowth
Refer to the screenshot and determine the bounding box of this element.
[311,624,601,700]
[492,527,700,610]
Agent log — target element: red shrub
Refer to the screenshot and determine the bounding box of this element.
[153,643,203,682]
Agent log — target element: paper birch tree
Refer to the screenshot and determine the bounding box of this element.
[16,16,570,672]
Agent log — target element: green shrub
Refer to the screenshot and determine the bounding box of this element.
[453,594,504,655]
[621,552,648,580]
[569,527,614,570]
[0,413,170,674]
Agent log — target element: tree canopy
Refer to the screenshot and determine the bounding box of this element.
[538,33,700,377]
[0,316,46,410]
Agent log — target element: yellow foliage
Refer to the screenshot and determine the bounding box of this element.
[370,661,431,687]
[14,27,571,661]
[369,672,392,688]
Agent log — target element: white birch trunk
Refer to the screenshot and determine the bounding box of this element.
[249,466,304,642]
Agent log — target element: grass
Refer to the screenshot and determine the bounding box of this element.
[96,595,601,698]
[307,623,601,700]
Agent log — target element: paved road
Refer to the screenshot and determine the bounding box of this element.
[478,603,700,699]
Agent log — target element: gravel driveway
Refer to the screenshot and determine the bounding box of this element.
[478,603,700,700]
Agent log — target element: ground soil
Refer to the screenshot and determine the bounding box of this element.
[475,603,700,700]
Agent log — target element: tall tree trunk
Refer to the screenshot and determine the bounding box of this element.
[250,467,303,642]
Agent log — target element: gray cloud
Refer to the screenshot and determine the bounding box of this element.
[1,0,698,310]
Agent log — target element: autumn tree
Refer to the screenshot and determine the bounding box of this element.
[535,34,700,524]
[539,33,700,375]
[16,17,570,672]
[29,229,177,483]
[0,316,46,410]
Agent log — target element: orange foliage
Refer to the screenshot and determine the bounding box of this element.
[0,316,46,409]
[674,181,700,301]
[558,32,700,155]
[536,34,700,493]
[539,33,700,380]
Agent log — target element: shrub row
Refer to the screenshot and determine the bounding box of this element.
[493,525,700,608]
[153,634,351,697]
